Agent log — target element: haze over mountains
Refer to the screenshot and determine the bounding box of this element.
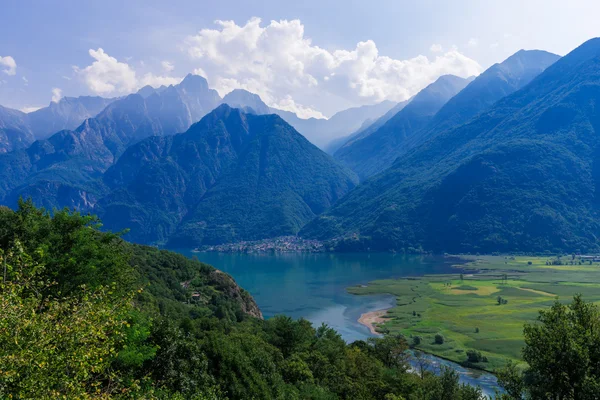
[98,105,358,245]
[272,100,397,149]
[4,38,600,254]
[0,96,115,153]
[0,74,225,209]
[302,39,600,253]
[334,50,560,179]
[335,74,474,179]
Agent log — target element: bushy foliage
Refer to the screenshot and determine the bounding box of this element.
[0,203,491,399]
[434,334,445,344]
[497,295,600,399]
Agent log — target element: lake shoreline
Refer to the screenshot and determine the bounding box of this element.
[356,306,499,375]
[349,254,592,376]
[182,250,502,393]
[357,309,389,335]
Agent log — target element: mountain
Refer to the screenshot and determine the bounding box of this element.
[136,84,168,98]
[326,99,411,154]
[0,74,222,210]
[97,105,358,246]
[334,50,560,180]
[421,49,560,138]
[221,89,271,114]
[334,75,473,179]
[0,96,118,154]
[27,96,117,139]
[301,38,600,254]
[217,88,397,149]
[272,101,397,149]
[0,105,33,154]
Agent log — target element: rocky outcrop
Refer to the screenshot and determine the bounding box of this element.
[209,269,263,319]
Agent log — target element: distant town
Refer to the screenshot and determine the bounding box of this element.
[196,236,326,253]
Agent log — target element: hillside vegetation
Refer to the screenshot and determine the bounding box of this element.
[303,38,600,254]
[1,201,495,399]
[99,105,358,246]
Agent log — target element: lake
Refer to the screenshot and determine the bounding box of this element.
[176,251,501,396]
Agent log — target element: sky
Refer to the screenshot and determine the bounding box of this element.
[1,0,599,117]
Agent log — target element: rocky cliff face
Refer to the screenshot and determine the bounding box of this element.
[209,269,263,319]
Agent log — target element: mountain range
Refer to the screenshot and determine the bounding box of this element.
[271,100,397,149]
[326,99,411,154]
[334,50,560,179]
[0,96,115,153]
[302,38,600,254]
[3,39,600,254]
[97,104,357,245]
[0,74,222,209]
[334,74,474,179]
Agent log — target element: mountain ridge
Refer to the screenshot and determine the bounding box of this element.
[334,74,473,179]
[97,104,358,245]
[301,38,600,254]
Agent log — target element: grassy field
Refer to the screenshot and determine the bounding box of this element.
[348,255,600,372]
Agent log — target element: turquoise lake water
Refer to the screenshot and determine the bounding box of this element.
[176,251,501,396]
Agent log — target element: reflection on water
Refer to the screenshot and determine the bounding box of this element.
[175,251,501,396]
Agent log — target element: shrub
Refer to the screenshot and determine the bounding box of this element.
[434,334,444,345]
[412,336,422,346]
[466,350,488,363]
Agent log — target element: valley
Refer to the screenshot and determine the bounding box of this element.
[349,255,600,372]
[184,250,502,395]
[3,7,600,396]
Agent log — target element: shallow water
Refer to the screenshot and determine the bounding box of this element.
[175,251,501,396]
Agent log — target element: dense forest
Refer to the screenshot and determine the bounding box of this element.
[1,201,600,399]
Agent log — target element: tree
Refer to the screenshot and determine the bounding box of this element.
[367,334,409,370]
[495,362,525,400]
[466,350,487,363]
[412,336,422,346]
[0,242,135,398]
[521,295,600,399]
[430,367,483,400]
[434,334,445,345]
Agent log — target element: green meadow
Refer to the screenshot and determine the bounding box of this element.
[349,255,600,372]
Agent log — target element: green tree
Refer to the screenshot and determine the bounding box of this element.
[521,295,600,399]
[367,334,409,370]
[495,362,525,400]
[0,243,135,399]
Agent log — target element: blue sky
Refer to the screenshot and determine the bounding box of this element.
[1,0,599,116]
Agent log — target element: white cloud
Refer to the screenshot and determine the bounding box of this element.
[490,42,500,49]
[22,76,28,85]
[74,48,137,94]
[74,48,181,94]
[20,106,43,113]
[51,88,63,103]
[468,38,479,47]
[0,55,17,76]
[161,60,175,72]
[184,18,482,115]
[430,44,443,53]
[192,67,207,78]
[271,95,326,119]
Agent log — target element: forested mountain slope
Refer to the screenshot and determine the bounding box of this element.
[335,75,472,179]
[302,38,600,254]
[98,104,358,246]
